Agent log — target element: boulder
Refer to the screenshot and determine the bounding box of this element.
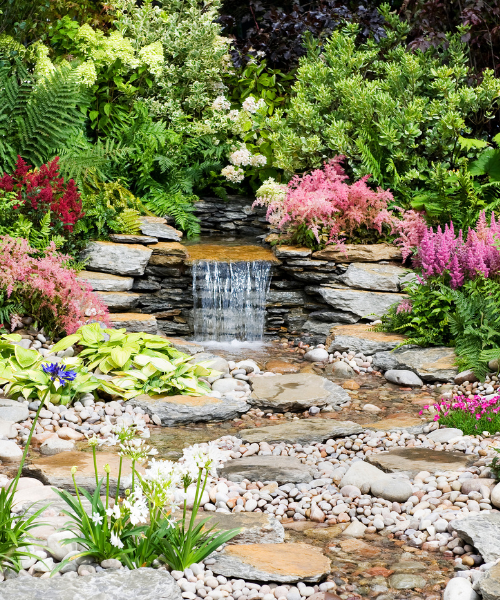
[80,241,152,276]
[384,370,423,387]
[326,324,407,355]
[0,568,182,600]
[0,418,17,439]
[372,351,401,371]
[40,437,75,456]
[274,246,312,259]
[0,399,29,423]
[77,270,134,292]
[426,428,463,444]
[312,243,402,262]
[109,313,158,334]
[239,419,362,445]
[210,543,331,583]
[304,348,329,362]
[249,373,350,411]
[139,216,183,241]
[97,292,142,312]
[316,287,405,320]
[480,564,500,600]
[130,393,249,427]
[13,485,58,510]
[443,578,479,600]
[220,456,316,484]
[367,447,470,476]
[108,234,158,244]
[0,440,22,461]
[339,263,412,292]
[451,513,500,562]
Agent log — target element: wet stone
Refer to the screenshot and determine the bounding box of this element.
[239,419,362,445]
[388,574,426,590]
[265,360,301,374]
[220,456,316,484]
[367,447,471,476]
[192,511,284,544]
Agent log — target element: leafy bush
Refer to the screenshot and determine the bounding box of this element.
[421,395,500,435]
[0,237,109,336]
[266,6,499,204]
[255,156,399,249]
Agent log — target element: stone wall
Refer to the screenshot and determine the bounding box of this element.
[194,196,269,236]
[78,220,411,342]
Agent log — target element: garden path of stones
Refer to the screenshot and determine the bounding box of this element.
[2,328,500,599]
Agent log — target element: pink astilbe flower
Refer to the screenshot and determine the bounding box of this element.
[396,299,412,314]
[254,156,399,248]
[0,236,109,335]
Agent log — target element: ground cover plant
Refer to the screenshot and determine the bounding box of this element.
[421,395,500,435]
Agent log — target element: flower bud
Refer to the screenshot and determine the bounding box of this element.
[71,466,78,475]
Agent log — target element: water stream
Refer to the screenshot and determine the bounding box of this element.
[192,259,272,342]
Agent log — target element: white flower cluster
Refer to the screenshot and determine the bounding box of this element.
[32,43,55,79]
[138,41,164,76]
[229,145,267,168]
[212,95,231,111]
[256,177,288,203]
[242,96,266,114]
[221,165,245,183]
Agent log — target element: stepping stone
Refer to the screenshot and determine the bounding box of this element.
[265,360,301,374]
[0,399,29,423]
[367,447,471,476]
[249,373,350,411]
[139,216,183,241]
[80,241,152,276]
[0,567,181,600]
[364,414,428,434]
[210,543,331,583]
[220,456,316,484]
[192,511,284,544]
[77,270,134,292]
[97,292,142,312]
[131,394,249,426]
[374,347,457,382]
[480,563,500,600]
[239,419,362,445]
[451,512,500,563]
[25,451,140,495]
[312,243,402,262]
[109,313,158,334]
[109,234,158,244]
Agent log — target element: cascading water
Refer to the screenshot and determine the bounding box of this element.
[192,260,272,342]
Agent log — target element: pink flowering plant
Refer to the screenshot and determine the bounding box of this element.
[420,395,500,435]
[0,236,109,336]
[254,156,400,250]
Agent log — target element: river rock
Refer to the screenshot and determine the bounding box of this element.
[479,564,500,600]
[210,543,330,583]
[427,428,463,443]
[220,456,315,484]
[47,531,83,562]
[451,513,500,562]
[108,313,158,334]
[130,393,249,426]
[0,418,17,439]
[370,478,413,502]
[367,447,470,475]
[324,361,355,379]
[312,243,402,263]
[194,511,284,544]
[97,292,142,312]
[388,574,426,590]
[316,288,406,320]
[326,324,408,355]
[77,270,134,292]
[212,379,249,394]
[0,399,29,423]
[304,348,329,362]
[454,370,479,385]
[443,578,480,600]
[0,567,182,600]
[239,419,362,445]
[384,369,423,387]
[372,351,401,371]
[80,241,152,276]
[339,461,388,493]
[342,521,367,538]
[0,440,22,461]
[249,373,350,411]
[491,482,500,508]
[339,263,411,292]
[139,216,182,241]
[40,437,75,456]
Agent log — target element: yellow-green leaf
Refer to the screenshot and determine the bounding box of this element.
[49,334,80,354]
[111,347,132,368]
[14,346,40,369]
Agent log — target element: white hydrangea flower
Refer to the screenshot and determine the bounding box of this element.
[221,165,245,183]
[139,41,164,76]
[250,154,267,167]
[32,43,55,79]
[212,95,230,111]
[228,109,240,121]
[242,96,266,114]
[229,146,252,167]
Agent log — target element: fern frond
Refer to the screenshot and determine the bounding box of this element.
[115,208,142,235]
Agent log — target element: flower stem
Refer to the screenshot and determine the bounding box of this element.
[115,456,123,502]
[92,445,99,489]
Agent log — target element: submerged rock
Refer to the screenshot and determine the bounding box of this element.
[239,419,362,445]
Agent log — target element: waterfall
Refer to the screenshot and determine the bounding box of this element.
[192,260,272,342]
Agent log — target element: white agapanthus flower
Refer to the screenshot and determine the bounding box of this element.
[123,488,149,525]
[91,512,103,526]
[221,165,245,183]
[106,505,121,520]
[110,532,124,549]
[181,441,229,478]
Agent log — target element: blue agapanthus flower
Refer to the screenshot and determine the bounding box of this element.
[42,363,77,387]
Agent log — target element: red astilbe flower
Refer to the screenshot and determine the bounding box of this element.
[256,156,399,248]
[0,236,109,335]
[0,156,84,231]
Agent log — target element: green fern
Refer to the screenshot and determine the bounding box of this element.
[115,209,142,235]
[144,191,200,238]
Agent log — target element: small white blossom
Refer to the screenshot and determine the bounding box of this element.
[110,532,124,549]
[91,512,103,526]
[221,165,245,183]
[242,96,266,114]
[212,95,230,111]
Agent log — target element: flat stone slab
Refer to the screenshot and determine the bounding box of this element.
[139,216,182,241]
[316,288,406,320]
[339,262,412,292]
[0,398,29,423]
[365,415,428,434]
[312,243,402,262]
[451,513,500,563]
[210,543,331,583]
[326,324,408,355]
[274,246,312,258]
[387,347,458,382]
[265,360,301,374]
[109,313,158,334]
[24,451,139,495]
[249,373,350,411]
[239,419,362,445]
[77,270,134,292]
[131,393,249,426]
[97,292,142,312]
[0,567,181,600]
[80,241,152,276]
[367,448,471,476]
[149,242,189,257]
[109,234,158,244]
[194,511,284,544]
[220,456,316,484]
